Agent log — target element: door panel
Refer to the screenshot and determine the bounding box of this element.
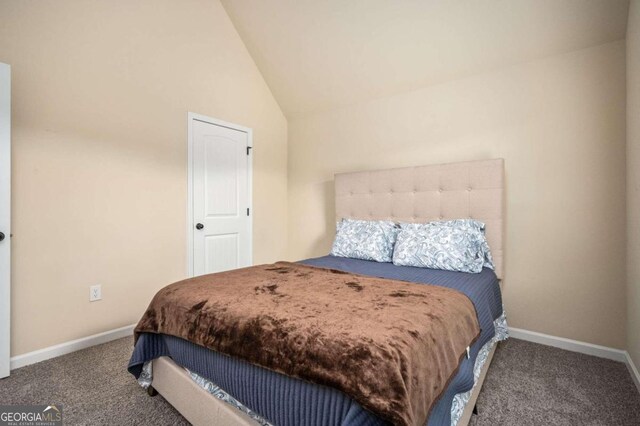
[0,63,10,378]
[192,119,250,276]
[205,137,238,216]
[205,234,239,273]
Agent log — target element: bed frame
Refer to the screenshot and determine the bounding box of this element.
[149,158,505,425]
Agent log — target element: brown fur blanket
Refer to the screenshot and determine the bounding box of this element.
[135,262,480,425]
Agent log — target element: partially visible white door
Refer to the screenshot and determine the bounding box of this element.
[190,116,251,276]
[0,63,11,378]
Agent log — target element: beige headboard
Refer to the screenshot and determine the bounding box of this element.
[335,158,505,278]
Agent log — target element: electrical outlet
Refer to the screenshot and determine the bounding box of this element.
[90,285,102,302]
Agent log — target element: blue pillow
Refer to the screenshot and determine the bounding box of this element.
[331,219,400,263]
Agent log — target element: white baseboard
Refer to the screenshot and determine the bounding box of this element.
[625,351,640,393]
[508,327,626,362]
[10,324,135,370]
[7,323,640,394]
[509,327,640,393]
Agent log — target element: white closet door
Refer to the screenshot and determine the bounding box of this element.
[191,118,251,276]
[0,62,11,378]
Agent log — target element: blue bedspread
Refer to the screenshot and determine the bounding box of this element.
[129,256,503,426]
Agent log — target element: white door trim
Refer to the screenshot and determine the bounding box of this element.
[187,112,253,278]
[0,63,11,378]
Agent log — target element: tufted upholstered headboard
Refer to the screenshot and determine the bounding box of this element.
[334,158,505,279]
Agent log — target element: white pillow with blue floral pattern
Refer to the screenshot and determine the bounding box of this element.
[331,219,400,263]
[392,219,494,273]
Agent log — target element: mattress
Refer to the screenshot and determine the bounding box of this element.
[129,256,506,426]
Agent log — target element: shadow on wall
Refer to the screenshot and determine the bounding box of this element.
[503,167,508,286]
[309,180,336,257]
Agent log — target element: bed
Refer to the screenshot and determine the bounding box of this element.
[129,158,506,426]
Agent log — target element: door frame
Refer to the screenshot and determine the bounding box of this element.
[186,112,253,278]
[0,63,10,378]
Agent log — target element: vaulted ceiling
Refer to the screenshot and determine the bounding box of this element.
[221,0,630,119]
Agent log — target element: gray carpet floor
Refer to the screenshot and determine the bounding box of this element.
[0,337,639,425]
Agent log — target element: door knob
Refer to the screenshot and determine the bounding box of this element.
[195,223,204,230]
[0,232,4,241]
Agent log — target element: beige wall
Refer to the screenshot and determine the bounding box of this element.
[0,0,632,358]
[628,0,640,367]
[288,41,627,348]
[0,0,288,356]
